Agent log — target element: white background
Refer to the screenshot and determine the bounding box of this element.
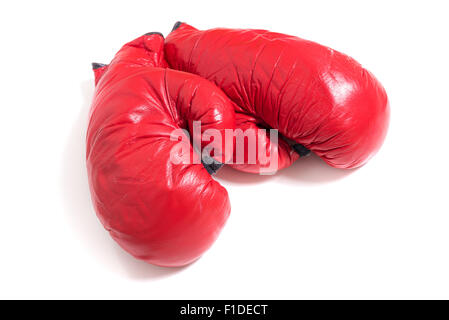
[1,0,448,299]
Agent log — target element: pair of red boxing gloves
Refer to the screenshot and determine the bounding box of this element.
[86,22,390,267]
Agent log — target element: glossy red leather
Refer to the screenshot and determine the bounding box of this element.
[86,34,235,267]
[165,23,390,172]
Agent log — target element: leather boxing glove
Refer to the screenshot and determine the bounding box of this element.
[87,33,235,267]
[165,22,390,173]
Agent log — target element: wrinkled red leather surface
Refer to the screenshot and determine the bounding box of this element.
[165,23,390,172]
[86,34,235,267]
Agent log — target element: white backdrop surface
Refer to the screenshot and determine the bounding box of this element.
[0,0,448,299]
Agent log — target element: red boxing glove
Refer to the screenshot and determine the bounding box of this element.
[87,33,235,267]
[165,23,390,173]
